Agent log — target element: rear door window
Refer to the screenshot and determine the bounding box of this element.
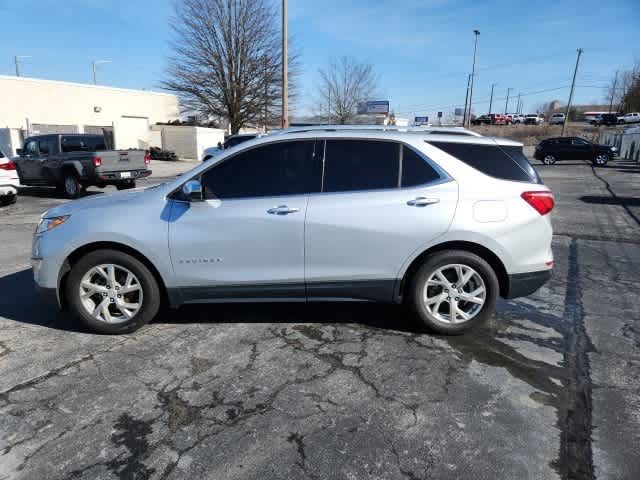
[322,140,399,192]
[401,146,441,187]
[428,141,542,184]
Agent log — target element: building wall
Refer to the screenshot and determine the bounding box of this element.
[0,75,179,133]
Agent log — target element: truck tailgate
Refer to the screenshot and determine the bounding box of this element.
[96,150,147,173]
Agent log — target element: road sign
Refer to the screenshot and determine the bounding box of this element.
[454,108,464,116]
[437,111,443,118]
[357,100,390,115]
[414,116,429,125]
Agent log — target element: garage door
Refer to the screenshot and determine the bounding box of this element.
[113,117,150,150]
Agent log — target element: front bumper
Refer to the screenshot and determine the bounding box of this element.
[505,269,552,299]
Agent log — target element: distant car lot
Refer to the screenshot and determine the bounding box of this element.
[0,155,639,479]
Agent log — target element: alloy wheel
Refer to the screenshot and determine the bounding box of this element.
[543,155,556,165]
[595,154,608,165]
[422,264,486,324]
[78,263,144,323]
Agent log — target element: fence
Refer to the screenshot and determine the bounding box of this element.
[600,130,640,162]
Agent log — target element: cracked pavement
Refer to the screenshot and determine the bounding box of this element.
[1,159,639,479]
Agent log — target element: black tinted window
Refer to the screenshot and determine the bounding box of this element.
[401,146,440,187]
[429,142,542,184]
[202,141,317,199]
[85,136,107,151]
[38,139,50,155]
[61,136,85,152]
[323,140,399,192]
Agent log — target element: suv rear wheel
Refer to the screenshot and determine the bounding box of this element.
[542,154,557,165]
[408,250,499,334]
[66,249,161,334]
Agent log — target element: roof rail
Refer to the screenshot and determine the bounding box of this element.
[272,124,482,137]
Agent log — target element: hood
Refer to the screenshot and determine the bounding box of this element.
[43,189,147,218]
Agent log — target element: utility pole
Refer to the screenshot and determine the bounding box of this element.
[281,0,289,129]
[14,55,31,77]
[92,59,111,85]
[466,30,480,128]
[504,88,513,114]
[463,73,471,126]
[488,82,497,116]
[609,70,618,113]
[561,48,583,137]
[516,92,521,114]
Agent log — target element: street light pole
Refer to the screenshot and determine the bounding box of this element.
[466,30,480,128]
[14,55,31,77]
[504,88,513,114]
[462,73,471,126]
[488,82,497,116]
[92,59,111,85]
[281,0,289,129]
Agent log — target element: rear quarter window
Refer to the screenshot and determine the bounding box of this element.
[428,141,542,184]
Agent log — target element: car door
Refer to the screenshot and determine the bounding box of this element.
[32,137,55,181]
[571,137,594,160]
[16,139,41,181]
[168,139,320,301]
[554,138,572,160]
[304,139,458,301]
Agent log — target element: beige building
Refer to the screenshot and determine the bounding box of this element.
[0,75,179,155]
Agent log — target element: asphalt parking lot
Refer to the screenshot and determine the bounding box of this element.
[1,158,639,480]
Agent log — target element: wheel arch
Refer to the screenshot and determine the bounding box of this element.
[59,241,173,310]
[395,240,509,301]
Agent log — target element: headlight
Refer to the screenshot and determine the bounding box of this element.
[36,215,70,234]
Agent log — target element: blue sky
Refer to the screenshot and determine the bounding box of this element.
[1,0,638,120]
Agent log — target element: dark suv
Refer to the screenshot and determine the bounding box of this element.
[534,137,618,166]
[590,113,621,126]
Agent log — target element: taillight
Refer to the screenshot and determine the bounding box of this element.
[0,160,16,170]
[521,191,554,215]
[144,153,151,165]
[93,156,102,167]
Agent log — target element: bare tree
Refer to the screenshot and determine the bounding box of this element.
[162,0,296,134]
[317,56,378,124]
[619,63,640,113]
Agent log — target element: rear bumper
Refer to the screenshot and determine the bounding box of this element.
[0,184,18,196]
[95,169,151,182]
[505,269,552,299]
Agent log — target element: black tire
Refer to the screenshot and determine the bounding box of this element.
[407,250,499,335]
[116,180,136,190]
[62,171,81,198]
[0,194,17,206]
[65,249,161,334]
[592,153,609,167]
[542,154,557,165]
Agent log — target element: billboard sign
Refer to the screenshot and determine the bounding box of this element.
[414,116,429,125]
[357,100,390,115]
[454,108,464,117]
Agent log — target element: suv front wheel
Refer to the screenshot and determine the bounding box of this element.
[408,250,499,334]
[593,153,609,167]
[66,249,161,334]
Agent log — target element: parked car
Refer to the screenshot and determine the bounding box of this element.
[524,114,544,125]
[488,114,508,125]
[621,112,640,124]
[14,134,151,198]
[549,113,565,125]
[471,115,491,126]
[506,114,524,124]
[534,136,618,166]
[590,113,621,126]
[0,149,20,206]
[32,126,553,335]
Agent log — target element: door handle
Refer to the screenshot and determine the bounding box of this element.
[267,205,300,215]
[407,197,440,207]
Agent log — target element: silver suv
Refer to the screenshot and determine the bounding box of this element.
[32,126,554,335]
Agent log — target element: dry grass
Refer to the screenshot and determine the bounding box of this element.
[469,123,624,146]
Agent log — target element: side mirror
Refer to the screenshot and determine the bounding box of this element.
[182,179,203,202]
[16,148,23,156]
